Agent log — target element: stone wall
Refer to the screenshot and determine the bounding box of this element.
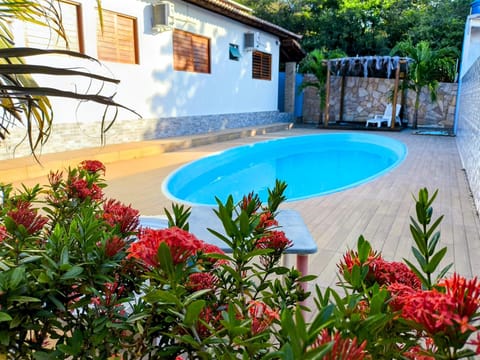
[301,74,457,129]
[456,58,480,215]
[0,111,292,160]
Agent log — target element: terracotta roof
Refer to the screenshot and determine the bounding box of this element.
[183,0,305,61]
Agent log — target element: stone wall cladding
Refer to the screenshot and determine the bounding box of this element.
[456,58,480,215]
[0,111,292,160]
[301,74,457,129]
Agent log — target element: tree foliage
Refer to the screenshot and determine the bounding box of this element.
[390,40,458,128]
[239,0,470,56]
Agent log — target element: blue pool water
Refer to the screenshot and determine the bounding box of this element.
[162,133,407,206]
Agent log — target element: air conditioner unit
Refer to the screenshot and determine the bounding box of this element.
[152,2,174,30]
[244,32,259,50]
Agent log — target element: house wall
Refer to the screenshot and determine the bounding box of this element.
[1,0,290,160]
[456,57,480,215]
[301,75,457,129]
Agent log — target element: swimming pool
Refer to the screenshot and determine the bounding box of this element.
[162,133,407,206]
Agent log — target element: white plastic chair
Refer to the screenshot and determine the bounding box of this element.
[365,104,401,128]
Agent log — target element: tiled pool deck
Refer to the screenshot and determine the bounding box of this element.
[6,126,480,291]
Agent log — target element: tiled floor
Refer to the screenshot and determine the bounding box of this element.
[9,126,480,291]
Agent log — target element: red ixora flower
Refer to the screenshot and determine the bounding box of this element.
[0,225,8,242]
[240,192,261,213]
[337,248,379,275]
[257,211,278,231]
[371,258,421,289]
[248,300,280,335]
[311,329,368,360]
[186,272,218,292]
[80,160,106,174]
[7,201,48,235]
[67,177,103,201]
[103,199,140,235]
[199,243,227,266]
[395,273,480,338]
[104,236,126,257]
[255,230,292,252]
[128,227,204,267]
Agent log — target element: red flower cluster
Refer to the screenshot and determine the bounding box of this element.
[256,230,292,251]
[67,177,103,200]
[7,201,48,235]
[312,329,368,360]
[240,192,261,213]
[186,272,218,292]
[104,236,126,257]
[248,300,280,335]
[199,243,227,266]
[80,160,106,174]
[0,225,8,242]
[371,258,421,289]
[394,274,480,339]
[196,305,224,339]
[339,250,421,289]
[338,248,379,274]
[128,227,204,267]
[103,199,140,235]
[257,211,278,231]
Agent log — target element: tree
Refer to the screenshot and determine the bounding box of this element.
[390,40,458,129]
[238,0,470,58]
[0,0,136,157]
[298,48,346,124]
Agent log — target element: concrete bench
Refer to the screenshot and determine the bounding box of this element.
[139,207,317,275]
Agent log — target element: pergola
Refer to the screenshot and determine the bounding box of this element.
[322,56,411,129]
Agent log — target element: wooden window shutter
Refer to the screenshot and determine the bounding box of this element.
[173,29,210,73]
[24,0,83,52]
[252,51,272,80]
[97,10,139,64]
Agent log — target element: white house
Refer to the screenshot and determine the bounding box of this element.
[1,0,304,159]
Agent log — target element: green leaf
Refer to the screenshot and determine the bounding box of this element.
[426,216,443,240]
[357,235,371,263]
[184,299,205,326]
[158,242,174,277]
[19,255,42,264]
[60,266,83,280]
[411,246,427,270]
[370,288,388,314]
[436,263,453,282]
[9,295,41,303]
[426,247,447,273]
[410,225,427,254]
[143,289,178,305]
[0,311,12,322]
[427,231,441,256]
[403,259,429,288]
[9,266,25,289]
[59,246,69,266]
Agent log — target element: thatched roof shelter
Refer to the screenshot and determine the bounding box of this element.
[323,56,411,128]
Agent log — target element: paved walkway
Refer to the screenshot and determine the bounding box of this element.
[6,125,480,291]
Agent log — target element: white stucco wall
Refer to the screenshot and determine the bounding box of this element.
[13,0,281,124]
[460,15,480,78]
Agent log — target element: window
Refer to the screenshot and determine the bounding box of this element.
[96,10,139,64]
[229,44,240,61]
[173,29,210,73]
[252,51,271,80]
[24,0,83,52]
